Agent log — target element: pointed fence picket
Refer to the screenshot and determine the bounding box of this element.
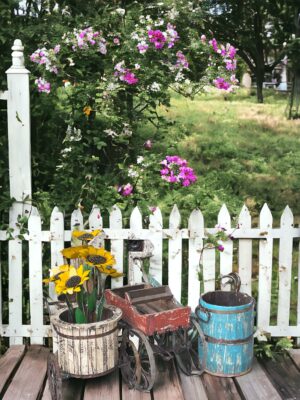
[2,203,300,344]
[168,205,182,303]
[148,207,163,284]
[238,205,252,295]
[88,205,103,248]
[277,206,294,327]
[257,204,273,333]
[109,205,124,288]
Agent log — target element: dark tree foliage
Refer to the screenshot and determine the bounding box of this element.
[203,0,297,103]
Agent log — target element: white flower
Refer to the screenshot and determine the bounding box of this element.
[107,82,117,91]
[104,129,118,137]
[137,156,144,164]
[135,63,141,70]
[149,82,161,92]
[128,167,139,178]
[175,72,185,82]
[115,8,125,16]
[167,8,179,20]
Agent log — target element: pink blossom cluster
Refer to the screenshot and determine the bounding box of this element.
[201,36,238,91]
[175,51,189,69]
[160,155,197,187]
[35,77,51,93]
[72,27,107,54]
[118,183,133,196]
[137,23,179,53]
[114,61,139,85]
[30,47,59,74]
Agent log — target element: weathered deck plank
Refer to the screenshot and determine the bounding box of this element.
[261,355,300,400]
[152,360,185,399]
[2,346,300,400]
[84,370,120,400]
[178,370,208,400]
[288,349,300,370]
[234,359,281,400]
[2,346,49,400]
[0,345,25,397]
[202,374,241,400]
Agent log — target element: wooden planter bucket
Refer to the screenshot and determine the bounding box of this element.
[51,305,122,377]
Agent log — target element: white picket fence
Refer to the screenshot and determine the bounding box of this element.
[1,202,300,345]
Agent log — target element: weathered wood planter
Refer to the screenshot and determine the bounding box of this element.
[197,275,254,377]
[50,305,122,377]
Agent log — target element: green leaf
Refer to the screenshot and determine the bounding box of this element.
[87,289,97,312]
[75,307,87,324]
[96,295,105,321]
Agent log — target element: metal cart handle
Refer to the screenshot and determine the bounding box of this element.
[220,272,241,292]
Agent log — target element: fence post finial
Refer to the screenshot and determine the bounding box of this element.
[11,39,25,68]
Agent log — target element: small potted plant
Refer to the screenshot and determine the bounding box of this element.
[44,229,122,377]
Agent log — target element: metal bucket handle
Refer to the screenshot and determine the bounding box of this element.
[195,304,211,323]
[220,272,241,292]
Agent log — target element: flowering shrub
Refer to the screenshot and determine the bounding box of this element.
[160,156,197,187]
[27,2,239,216]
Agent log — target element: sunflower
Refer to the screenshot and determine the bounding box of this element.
[54,265,90,295]
[61,245,89,259]
[97,264,123,277]
[72,229,101,242]
[43,264,70,284]
[83,247,116,269]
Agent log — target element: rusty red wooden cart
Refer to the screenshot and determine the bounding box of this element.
[105,283,206,391]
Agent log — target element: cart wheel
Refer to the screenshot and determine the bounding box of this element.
[47,353,63,400]
[120,328,156,392]
[173,317,206,376]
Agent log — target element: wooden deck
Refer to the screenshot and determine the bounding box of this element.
[1,346,300,400]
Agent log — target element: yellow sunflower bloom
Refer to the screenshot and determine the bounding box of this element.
[54,265,90,295]
[72,229,102,242]
[43,264,70,284]
[83,247,116,269]
[61,245,89,259]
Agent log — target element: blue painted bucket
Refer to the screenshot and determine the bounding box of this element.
[197,286,254,377]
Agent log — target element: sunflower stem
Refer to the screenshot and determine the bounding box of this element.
[65,294,74,323]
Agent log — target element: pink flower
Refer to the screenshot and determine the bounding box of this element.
[53,45,60,54]
[123,71,138,85]
[217,245,225,252]
[35,77,51,93]
[214,77,231,91]
[143,139,152,149]
[200,34,206,43]
[175,51,189,69]
[228,45,237,59]
[209,38,218,52]
[113,37,120,45]
[225,59,237,71]
[148,29,166,49]
[118,183,133,196]
[160,155,197,187]
[137,42,149,54]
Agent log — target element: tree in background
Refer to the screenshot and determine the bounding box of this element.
[287,7,300,119]
[202,0,297,103]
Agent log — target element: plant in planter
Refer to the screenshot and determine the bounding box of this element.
[43,229,123,379]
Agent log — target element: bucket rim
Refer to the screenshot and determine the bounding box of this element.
[200,290,254,312]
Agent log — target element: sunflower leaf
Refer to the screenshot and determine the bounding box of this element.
[88,289,97,312]
[96,295,105,321]
[75,307,87,324]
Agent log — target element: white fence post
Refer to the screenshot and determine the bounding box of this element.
[6,39,32,345]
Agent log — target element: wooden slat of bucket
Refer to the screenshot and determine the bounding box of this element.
[168,205,182,303]
[257,204,273,331]
[234,359,281,400]
[218,204,233,285]
[3,346,49,400]
[109,205,124,288]
[238,205,252,295]
[188,209,203,310]
[202,247,216,293]
[148,207,163,285]
[28,207,44,345]
[0,345,25,396]
[277,206,293,327]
